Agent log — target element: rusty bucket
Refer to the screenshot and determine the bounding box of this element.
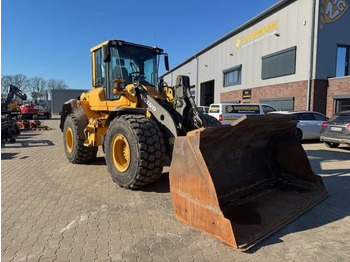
[169,115,328,251]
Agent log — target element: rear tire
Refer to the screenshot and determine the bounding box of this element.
[199,114,221,127]
[295,128,303,141]
[104,114,166,189]
[324,141,340,148]
[63,114,98,163]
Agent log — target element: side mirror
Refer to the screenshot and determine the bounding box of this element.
[102,45,111,63]
[164,54,169,71]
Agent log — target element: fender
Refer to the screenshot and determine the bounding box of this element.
[105,107,147,127]
[60,99,88,140]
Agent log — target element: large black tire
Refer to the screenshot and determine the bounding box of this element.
[11,123,20,136]
[63,114,98,164]
[199,114,221,127]
[104,114,166,189]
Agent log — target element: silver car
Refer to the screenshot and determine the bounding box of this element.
[270,111,329,140]
[320,110,350,148]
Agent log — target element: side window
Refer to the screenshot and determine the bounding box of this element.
[298,113,315,120]
[93,49,105,87]
[313,113,327,121]
[262,105,276,114]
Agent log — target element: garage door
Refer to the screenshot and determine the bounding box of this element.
[259,97,294,111]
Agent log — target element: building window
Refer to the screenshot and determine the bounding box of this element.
[261,46,296,80]
[223,65,242,87]
[336,45,350,77]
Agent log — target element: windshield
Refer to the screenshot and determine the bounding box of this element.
[109,45,158,87]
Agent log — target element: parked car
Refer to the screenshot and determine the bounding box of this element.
[269,111,328,140]
[208,103,277,125]
[320,110,350,148]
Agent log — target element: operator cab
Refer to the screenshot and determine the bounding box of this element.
[91,40,169,100]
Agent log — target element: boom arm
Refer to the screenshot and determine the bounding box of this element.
[5,85,27,104]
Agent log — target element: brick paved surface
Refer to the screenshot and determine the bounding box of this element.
[2,116,350,262]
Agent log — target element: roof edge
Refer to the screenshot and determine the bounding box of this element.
[162,0,295,77]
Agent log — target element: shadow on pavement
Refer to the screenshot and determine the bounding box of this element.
[85,157,107,166]
[1,152,19,160]
[307,149,350,175]
[248,149,350,252]
[142,172,170,193]
[1,139,55,148]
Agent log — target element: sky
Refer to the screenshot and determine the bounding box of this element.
[2,0,278,90]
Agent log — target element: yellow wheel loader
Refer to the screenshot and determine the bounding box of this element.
[60,39,328,251]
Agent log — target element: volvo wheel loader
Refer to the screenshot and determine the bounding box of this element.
[60,39,328,251]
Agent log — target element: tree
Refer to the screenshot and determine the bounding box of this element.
[1,74,69,100]
[28,77,47,94]
[1,74,29,99]
[47,79,68,90]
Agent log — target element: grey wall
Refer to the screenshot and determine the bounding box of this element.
[51,89,88,114]
[315,0,350,79]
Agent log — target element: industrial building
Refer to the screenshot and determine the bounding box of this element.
[51,89,88,114]
[162,0,350,116]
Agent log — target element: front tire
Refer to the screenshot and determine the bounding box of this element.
[324,141,340,148]
[104,114,166,189]
[199,114,221,127]
[63,114,98,163]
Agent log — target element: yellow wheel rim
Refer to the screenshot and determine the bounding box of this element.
[66,126,74,153]
[112,134,130,172]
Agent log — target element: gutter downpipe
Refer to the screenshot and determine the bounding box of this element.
[195,55,199,105]
[307,0,317,111]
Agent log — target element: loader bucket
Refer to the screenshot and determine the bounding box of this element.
[169,115,328,251]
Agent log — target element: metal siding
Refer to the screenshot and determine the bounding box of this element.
[316,0,350,79]
[51,89,88,114]
[163,0,313,103]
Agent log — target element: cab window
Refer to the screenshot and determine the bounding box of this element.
[93,49,106,88]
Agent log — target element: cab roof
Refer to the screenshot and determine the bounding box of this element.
[90,40,164,54]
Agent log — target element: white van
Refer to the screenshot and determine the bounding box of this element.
[208,103,277,125]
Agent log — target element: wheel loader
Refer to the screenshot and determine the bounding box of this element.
[60,39,328,251]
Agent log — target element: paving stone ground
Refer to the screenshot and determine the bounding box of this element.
[1,116,350,262]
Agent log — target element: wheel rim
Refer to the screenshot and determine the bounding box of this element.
[66,126,74,153]
[112,134,130,172]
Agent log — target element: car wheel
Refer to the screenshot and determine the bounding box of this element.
[324,141,340,148]
[295,128,303,141]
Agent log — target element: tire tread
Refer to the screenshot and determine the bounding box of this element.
[106,114,165,189]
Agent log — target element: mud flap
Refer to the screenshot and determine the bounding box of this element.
[169,115,328,251]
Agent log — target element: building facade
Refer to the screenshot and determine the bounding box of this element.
[51,89,88,114]
[162,0,350,116]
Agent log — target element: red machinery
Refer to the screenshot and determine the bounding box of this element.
[19,104,39,119]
